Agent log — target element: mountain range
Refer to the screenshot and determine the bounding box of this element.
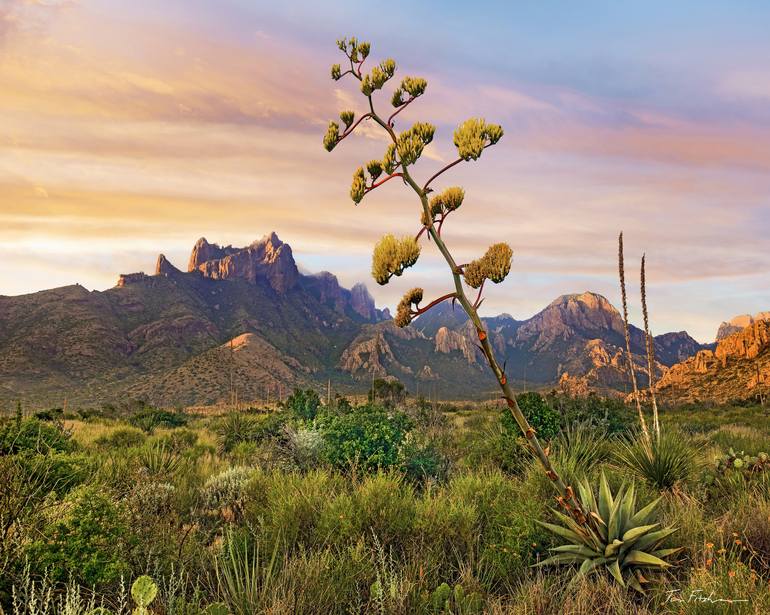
[0,232,753,408]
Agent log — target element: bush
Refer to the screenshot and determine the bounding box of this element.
[130,408,188,433]
[0,417,74,455]
[318,473,416,550]
[317,405,413,471]
[501,393,560,441]
[201,466,256,524]
[25,484,131,588]
[284,389,321,421]
[547,392,635,434]
[215,412,287,454]
[397,432,450,485]
[95,426,146,449]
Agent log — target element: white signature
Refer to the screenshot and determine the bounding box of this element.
[665,589,749,605]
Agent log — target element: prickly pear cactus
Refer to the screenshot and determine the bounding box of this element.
[428,582,483,614]
[131,575,158,615]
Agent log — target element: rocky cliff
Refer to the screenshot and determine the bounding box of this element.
[657,319,770,403]
[716,312,770,341]
[187,233,300,293]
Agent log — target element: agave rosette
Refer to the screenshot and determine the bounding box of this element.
[535,471,681,592]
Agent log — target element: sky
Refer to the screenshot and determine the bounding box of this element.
[1,0,769,342]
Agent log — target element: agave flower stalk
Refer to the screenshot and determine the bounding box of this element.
[618,233,651,445]
[641,254,661,442]
[323,37,588,525]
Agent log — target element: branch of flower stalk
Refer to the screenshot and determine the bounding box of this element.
[472,279,485,309]
[411,292,458,317]
[422,143,494,192]
[387,96,416,127]
[338,113,373,143]
[415,226,429,242]
[364,172,404,194]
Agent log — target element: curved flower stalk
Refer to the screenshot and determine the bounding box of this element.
[322,36,589,526]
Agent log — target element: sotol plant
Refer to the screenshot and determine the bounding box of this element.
[535,471,681,592]
[323,36,588,526]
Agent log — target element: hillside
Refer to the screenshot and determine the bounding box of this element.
[657,319,770,403]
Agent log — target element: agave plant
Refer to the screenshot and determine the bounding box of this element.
[535,471,681,592]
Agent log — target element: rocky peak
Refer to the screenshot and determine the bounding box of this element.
[716,311,770,341]
[350,283,376,321]
[517,292,623,341]
[187,237,239,272]
[188,233,299,293]
[155,254,181,276]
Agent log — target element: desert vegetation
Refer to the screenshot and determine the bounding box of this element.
[0,392,769,614]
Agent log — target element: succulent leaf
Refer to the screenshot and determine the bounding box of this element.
[535,472,679,592]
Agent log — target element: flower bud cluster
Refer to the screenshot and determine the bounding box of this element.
[421,186,465,226]
[397,122,435,166]
[372,235,421,285]
[361,59,397,96]
[462,243,513,288]
[395,287,423,328]
[453,118,504,161]
[391,76,428,107]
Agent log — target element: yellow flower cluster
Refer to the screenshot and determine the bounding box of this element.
[391,76,428,107]
[395,287,423,328]
[453,118,504,161]
[397,122,435,166]
[421,186,465,226]
[462,243,513,289]
[372,235,421,285]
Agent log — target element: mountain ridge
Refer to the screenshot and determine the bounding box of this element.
[0,233,726,406]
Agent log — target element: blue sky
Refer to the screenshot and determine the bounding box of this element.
[1,0,768,341]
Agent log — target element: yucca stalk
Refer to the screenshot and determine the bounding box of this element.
[618,233,650,445]
[640,254,660,442]
[323,37,587,525]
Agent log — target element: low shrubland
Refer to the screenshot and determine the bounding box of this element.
[0,393,768,614]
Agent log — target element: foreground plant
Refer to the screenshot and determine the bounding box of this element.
[323,36,586,525]
[535,472,681,592]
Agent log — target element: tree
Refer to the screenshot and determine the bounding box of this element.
[322,37,586,525]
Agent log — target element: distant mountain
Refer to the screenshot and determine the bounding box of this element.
[338,291,708,398]
[0,234,711,407]
[716,312,770,341]
[658,318,770,403]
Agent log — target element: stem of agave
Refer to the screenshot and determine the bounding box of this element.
[398,165,588,525]
[360,106,589,526]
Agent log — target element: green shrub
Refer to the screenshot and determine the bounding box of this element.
[547,392,635,434]
[0,417,74,455]
[215,412,287,454]
[317,405,413,471]
[397,432,450,485]
[95,427,146,449]
[130,408,188,433]
[318,473,415,550]
[283,388,321,421]
[26,484,131,588]
[501,393,560,441]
